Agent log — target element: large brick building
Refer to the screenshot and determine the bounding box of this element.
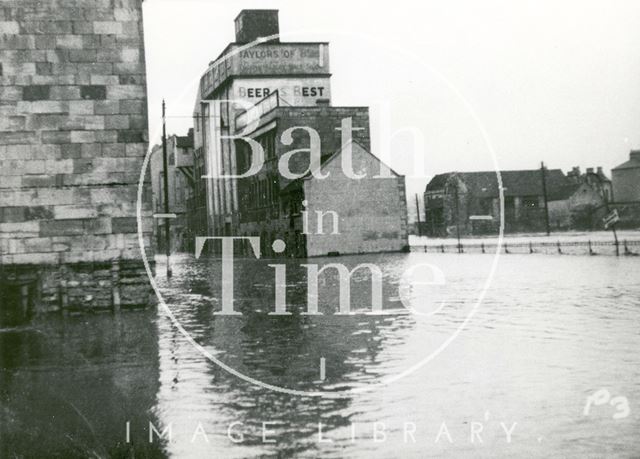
[0,0,153,319]
[191,10,408,256]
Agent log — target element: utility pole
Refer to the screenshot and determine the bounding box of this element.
[453,179,462,253]
[540,161,551,236]
[415,194,422,237]
[162,100,172,277]
[612,221,620,256]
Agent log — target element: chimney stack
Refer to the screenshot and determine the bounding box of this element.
[234,10,280,44]
[567,166,580,182]
[631,150,640,161]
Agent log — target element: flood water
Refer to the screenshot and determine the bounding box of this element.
[1,251,639,457]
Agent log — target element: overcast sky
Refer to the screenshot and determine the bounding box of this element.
[143,0,640,197]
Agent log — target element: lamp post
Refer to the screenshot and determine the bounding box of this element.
[161,100,172,277]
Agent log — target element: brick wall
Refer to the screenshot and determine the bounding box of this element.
[304,143,409,257]
[0,0,153,313]
[274,106,370,190]
[612,168,640,203]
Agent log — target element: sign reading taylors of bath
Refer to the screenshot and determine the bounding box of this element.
[200,43,331,98]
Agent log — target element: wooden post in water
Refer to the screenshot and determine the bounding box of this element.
[111,260,121,312]
[529,241,534,254]
[588,240,595,256]
[557,241,562,254]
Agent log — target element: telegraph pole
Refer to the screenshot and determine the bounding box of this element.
[415,194,422,237]
[162,100,172,277]
[453,179,462,253]
[540,161,551,236]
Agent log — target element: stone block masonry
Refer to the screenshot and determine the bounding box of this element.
[0,0,154,315]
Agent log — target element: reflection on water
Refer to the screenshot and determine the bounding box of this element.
[2,252,640,457]
[0,312,163,457]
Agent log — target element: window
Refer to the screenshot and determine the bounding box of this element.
[175,173,185,203]
[522,196,539,208]
[479,198,493,214]
[270,175,279,205]
[258,129,277,161]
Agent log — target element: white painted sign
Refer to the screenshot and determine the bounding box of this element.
[232,77,331,106]
[603,209,619,228]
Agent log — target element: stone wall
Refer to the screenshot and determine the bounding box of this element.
[0,0,154,315]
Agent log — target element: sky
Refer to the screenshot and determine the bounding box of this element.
[143,0,640,202]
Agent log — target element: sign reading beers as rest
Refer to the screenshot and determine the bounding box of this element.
[237,86,327,98]
[233,77,331,105]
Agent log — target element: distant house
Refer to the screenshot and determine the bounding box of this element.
[547,182,606,230]
[186,141,207,252]
[423,168,606,236]
[567,166,612,203]
[150,129,195,251]
[612,150,640,203]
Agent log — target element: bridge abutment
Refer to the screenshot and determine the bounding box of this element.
[0,0,154,318]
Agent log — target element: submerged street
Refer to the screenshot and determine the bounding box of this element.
[2,252,639,457]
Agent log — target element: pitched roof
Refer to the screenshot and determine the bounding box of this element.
[425,169,569,198]
[176,129,194,149]
[613,152,640,170]
[425,173,449,191]
[281,141,400,193]
[548,183,582,201]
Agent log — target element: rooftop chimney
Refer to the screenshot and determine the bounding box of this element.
[586,167,594,174]
[631,150,640,161]
[567,166,580,182]
[234,10,280,44]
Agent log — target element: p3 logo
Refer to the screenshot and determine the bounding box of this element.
[583,388,630,420]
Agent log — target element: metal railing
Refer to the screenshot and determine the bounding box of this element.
[413,239,640,256]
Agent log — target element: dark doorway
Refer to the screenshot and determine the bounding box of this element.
[0,281,33,327]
